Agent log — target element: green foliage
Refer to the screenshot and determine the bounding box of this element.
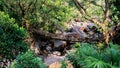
[66,52,79,68]
[66,43,120,68]
[9,50,46,68]
[110,0,120,24]
[0,0,75,32]
[61,60,67,68]
[73,42,81,48]
[97,42,104,50]
[109,0,120,44]
[0,0,22,25]
[0,11,28,59]
[33,0,74,32]
[70,0,105,21]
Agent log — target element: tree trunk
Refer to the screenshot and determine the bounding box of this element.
[103,0,110,44]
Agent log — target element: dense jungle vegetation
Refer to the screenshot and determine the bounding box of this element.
[0,0,120,68]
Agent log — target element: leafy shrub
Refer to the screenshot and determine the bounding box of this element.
[9,50,46,68]
[0,11,28,59]
[66,43,120,68]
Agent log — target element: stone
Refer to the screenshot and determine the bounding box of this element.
[30,42,40,55]
[44,54,65,66]
[49,62,61,68]
[49,61,73,68]
[53,51,61,56]
[54,41,66,48]
[46,46,52,51]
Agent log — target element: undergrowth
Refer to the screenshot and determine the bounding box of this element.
[66,43,120,68]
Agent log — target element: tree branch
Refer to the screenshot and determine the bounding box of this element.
[18,0,25,17]
[104,0,110,25]
[73,0,86,15]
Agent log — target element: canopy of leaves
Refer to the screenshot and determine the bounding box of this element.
[0,0,76,32]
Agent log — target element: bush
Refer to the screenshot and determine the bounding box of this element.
[0,11,28,59]
[9,50,46,68]
[66,43,120,68]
